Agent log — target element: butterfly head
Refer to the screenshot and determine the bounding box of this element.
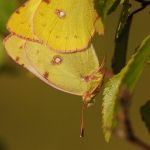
[82,85,100,108]
[82,57,106,108]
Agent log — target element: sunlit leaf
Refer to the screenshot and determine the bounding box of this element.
[102,74,122,142]
[102,35,150,142]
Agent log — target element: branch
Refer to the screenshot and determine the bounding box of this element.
[111,1,150,150]
[116,91,150,150]
[135,0,150,6]
[112,0,150,74]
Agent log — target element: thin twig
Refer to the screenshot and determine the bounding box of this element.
[135,0,150,5]
[118,91,150,150]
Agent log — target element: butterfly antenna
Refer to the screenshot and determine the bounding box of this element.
[80,104,85,138]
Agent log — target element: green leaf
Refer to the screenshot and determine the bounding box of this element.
[102,74,122,142]
[115,0,131,39]
[112,0,131,74]
[94,0,105,20]
[122,35,150,92]
[108,0,122,14]
[141,101,150,132]
[0,0,18,35]
[95,0,122,21]
[102,35,150,142]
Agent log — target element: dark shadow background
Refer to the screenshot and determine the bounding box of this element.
[0,1,150,150]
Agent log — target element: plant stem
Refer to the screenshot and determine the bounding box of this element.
[112,1,150,150]
[118,94,150,150]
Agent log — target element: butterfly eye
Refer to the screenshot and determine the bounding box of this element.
[51,55,63,65]
[55,9,66,18]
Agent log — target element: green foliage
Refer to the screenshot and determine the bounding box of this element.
[122,35,150,92]
[108,0,122,14]
[141,101,150,132]
[115,0,131,39]
[102,74,122,142]
[112,0,131,74]
[102,35,150,142]
[95,0,123,21]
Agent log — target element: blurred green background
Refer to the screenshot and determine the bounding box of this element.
[0,1,150,150]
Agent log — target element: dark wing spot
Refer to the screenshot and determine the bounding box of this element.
[22,4,26,7]
[43,0,50,4]
[43,72,49,79]
[81,75,97,82]
[55,9,66,19]
[19,45,23,49]
[81,75,91,82]
[15,10,20,14]
[51,55,63,65]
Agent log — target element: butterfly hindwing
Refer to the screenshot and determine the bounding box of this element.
[4,34,28,66]
[3,34,56,86]
[25,40,103,96]
[4,35,104,99]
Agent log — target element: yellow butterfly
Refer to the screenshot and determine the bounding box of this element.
[7,0,41,40]
[4,34,105,137]
[7,0,104,53]
[4,34,104,105]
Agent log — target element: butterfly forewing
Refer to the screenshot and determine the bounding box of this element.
[33,0,97,52]
[7,0,41,40]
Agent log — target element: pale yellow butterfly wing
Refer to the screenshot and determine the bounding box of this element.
[7,0,41,40]
[4,34,28,66]
[25,41,103,97]
[4,35,104,100]
[3,34,54,86]
[33,0,98,52]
